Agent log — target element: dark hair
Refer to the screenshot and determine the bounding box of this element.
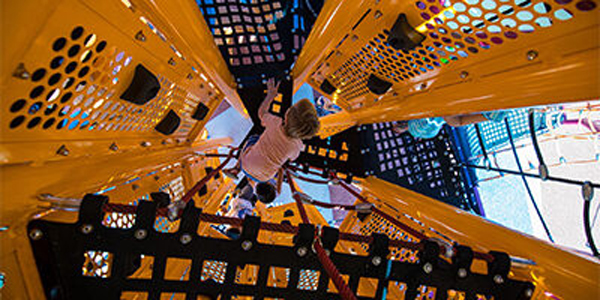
[256,182,276,204]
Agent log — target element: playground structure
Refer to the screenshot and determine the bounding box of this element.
[1,0,599,299]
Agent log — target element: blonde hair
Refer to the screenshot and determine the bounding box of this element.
[284,99,320,140]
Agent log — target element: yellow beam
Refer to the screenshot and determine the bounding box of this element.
[359,176,600,299]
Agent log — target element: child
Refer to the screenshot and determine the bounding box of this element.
[224,183,276,239]
[223,78,320,189]
[392,110,511,139]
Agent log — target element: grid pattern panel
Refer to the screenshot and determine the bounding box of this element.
[323,0,596,103]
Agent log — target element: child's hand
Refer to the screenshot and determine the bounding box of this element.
[266,78,281,99]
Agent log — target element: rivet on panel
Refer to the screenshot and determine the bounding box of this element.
[187,73,193,80]
[493,274,504,284]
[526,50,538,61]
[168,58,176,66]
[13,63,30,79]
[297,246,308,257]
[180,233,192,245]
[141,141,151,147]
[241,240,253,251]
[81,224,94,234]
[374,10,383,19]
[29,229,43,240]
[135,229,148,240]
[336,51,342,57]
[135,30,146,42]
[56,145,70,156]
[423,262,433,274]
[132,184,139,191]
[460,71,469,79]
[109,143,119,152]
[351,35,358,42]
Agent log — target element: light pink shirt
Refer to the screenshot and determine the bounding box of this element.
[241,114,304,182]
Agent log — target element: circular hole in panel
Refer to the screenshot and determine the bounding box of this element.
[81,109,90,119]
[534,2,553,13]
[68,45,81,58]
[476,31,488,38]
[80,50,93,63]
[457,14,470,23]
[554,8,574,19]
[102,101,112,110]
[499,5,515,14]
[517,10,534,21]
[469,7,483,16]
[84,34,97,47]
[56,119,68,130]
[69,120,79,130]
[92,56,105,68]
[536,16,554,26]
[71,26,84,40]
[115,51,125,62]
[50,56,65,69]
[27,101,42,115]
[505,31,518,38]
[554,0,572,4]
[491,36,504,44]
[482,0,498,9]
[31,69,46,82]
[46,88,61,102]
[10,116,25,128]
[435,17,444,24]
[485,12,500,22]
[43,118,55,129]
[515,0,532,7]
[501,18,518,27]
[91,111,101,119]
[65,62,77,74]
[479,41,491,49]
[75,81,87,92]
[112,77,119,85]
[10,99,27,113]
[454,2,467,11]
[78,66,90,78]
[458,50,469,57]
[70,107,81,118]
[451,32,463,39]
[124,56,133,66]
[444,9,456,18]
[62,77,75,89]
[73,95,84,106]
[60,92,73,104]
[59,106,70,117]
[97,87,107,97]
[472,19,486,28]
[27,117,41,129]
[466,0,480,4]
[96,41,107,53]
[84,97,94,107]
[30,86,45,99]
[430,32,439,39]
[421,12,432,20]
[112,65,122,75]
[468,46,479,53]
[80,120,90,129]
[447,21,459,29]
[45,103,58,115]
[53,38,67,52]
[438,27,448,34]
[87,85,97,95]
[446,45,456,52]
[48,73,62,86]
[488,25,502,32]
[416,1,427,9]
[518,24,535,32]
[89,71,101,82]
[430,6,441,14]
[455,41,466,48]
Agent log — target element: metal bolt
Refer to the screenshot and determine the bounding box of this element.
[135,229,147,240]
[135,30,146,42]
[374,10,383,19]
[180,233,192,245]
[109,143,119,151]
[460,71,469,79]
[56,145,70,156]
[241,240,253,251]
[297,246,308,257]
[81,224,94,234]
[168,58,176,66]
[493,274,504,284]
[141,141,151,147]
[458,268,467,278]
[372,256,382,266]
[13,63,30,79]
[524,288,533,297]
[539,164,549,181]
[132,184,139,191]
[29,229,43,240]
[423,262,433,274]
[420,83,427,90]
[526,50,538,61]
[187,73,193,80]
[351,35,358,41]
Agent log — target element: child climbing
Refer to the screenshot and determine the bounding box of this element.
[223,78,321,196]
[223,178,275,239]
[392,110,512,139]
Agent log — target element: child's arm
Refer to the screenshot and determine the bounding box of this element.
[258,78,281,124]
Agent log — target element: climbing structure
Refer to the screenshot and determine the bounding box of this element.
[1,0,599,299]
